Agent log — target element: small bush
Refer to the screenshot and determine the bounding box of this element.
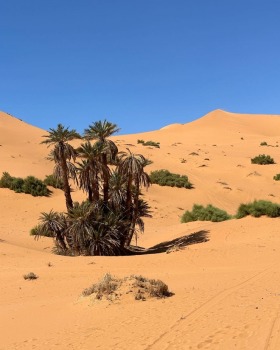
[236,200,280,219]
[10,177,25,193]
[23,176,51,196]
[133,276,171,298]
[150,169,192,189]
[251,154,275,165]
[274,174,280,181]
[181,204,231,223]
[23,272,38,280]
[44,174,63,189]
[30,224,54,237]
[260,141,268,146]
[82,274,172,301]
[138,140,160,148]
[0,172,14,188]
[0,172,51,196]
[82,273,119,299]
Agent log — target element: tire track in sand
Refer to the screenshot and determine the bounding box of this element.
[145,265,275,350]
[264,309,280,350]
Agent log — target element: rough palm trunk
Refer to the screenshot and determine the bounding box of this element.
[61,156,73,211]
[102,153,109,207]
[125,179,140,246]
[90,164,99,202]
[88,187,93,202]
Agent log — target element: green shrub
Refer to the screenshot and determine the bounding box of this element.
[44,174,63,189]
[0,172,14,188]
[251,154,275,165]
[23,176,51,196]
[260,141,268,146]
[236,200,280,219]
[10,177,25,193]
[274,174,280,181]
[150,169,192,189]
[138,140,160,148]
[0,172,51,196]
[30,224,54,237]
[181,204,231,223]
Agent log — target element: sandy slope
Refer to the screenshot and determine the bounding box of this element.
[1,109,280,349]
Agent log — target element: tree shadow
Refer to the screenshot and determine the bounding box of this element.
[125,230,209,255]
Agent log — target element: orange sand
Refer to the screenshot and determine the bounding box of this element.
[1,109,280,349]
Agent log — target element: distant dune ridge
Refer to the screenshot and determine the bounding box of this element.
[1,109,280,349]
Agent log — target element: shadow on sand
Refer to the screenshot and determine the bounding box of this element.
[125,230,209,255]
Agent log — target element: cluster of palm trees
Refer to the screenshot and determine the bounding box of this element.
[34,120,151,256]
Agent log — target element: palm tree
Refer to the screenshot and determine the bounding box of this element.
[84,120,119,207]
[118,150,151,246]
[66,201,125,255]
[42,124,81,211]
[76,141,103,202]
[34,210,68,252]
[75,159,94,202]
[108,170,127,209]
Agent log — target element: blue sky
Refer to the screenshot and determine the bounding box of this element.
[1,1,280,134]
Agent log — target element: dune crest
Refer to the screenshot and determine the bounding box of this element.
[1,109,280,349]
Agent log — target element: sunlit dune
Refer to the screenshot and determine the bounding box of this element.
[1,109,280,349]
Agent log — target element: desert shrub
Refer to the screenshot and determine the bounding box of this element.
[236,200,280,219]
[82,274,172,301]
[0,172,14,188]
[44,174,63,189]
[150,169,192,189]
[273,174,280,181]
[251,154,275,165]
[181,204,231,223]
[133,275,171,298]
[30,224,54,237]
[23,272,38,280]
[0,172,51,196]
[23,176,51,196]
[10,177,25,193]
[260,141,268,146]
[82,273,119,299]
[138,140,160,148]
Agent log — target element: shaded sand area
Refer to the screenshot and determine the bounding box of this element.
[1,109,280,349]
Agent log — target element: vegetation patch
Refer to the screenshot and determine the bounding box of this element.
[181,204,231,223]
[150,169,192,189]
[273,174,280,181]
[260,141,268,146]
[23,272,38,280]
[137,139,160,148]
[0,172,51,196]
[236,200,280,219]
[44,174,64,189]
[251,154,275,165]
[82,273,173,302]
[33,121,152,256]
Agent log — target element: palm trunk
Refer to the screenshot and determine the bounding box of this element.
[102,154,109,207]
[61,157,73,211]
[91,164,99,202]
[125,180,140,246]
[88,187,93,202]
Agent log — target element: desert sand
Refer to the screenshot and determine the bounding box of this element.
[1,109,280,349]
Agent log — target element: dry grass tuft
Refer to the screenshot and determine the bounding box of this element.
[23,272,38,280]
[82,274,173,302]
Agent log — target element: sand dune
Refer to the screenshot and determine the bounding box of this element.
[1,109,280,349]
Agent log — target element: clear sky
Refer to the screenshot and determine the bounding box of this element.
[1,0,280,134]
